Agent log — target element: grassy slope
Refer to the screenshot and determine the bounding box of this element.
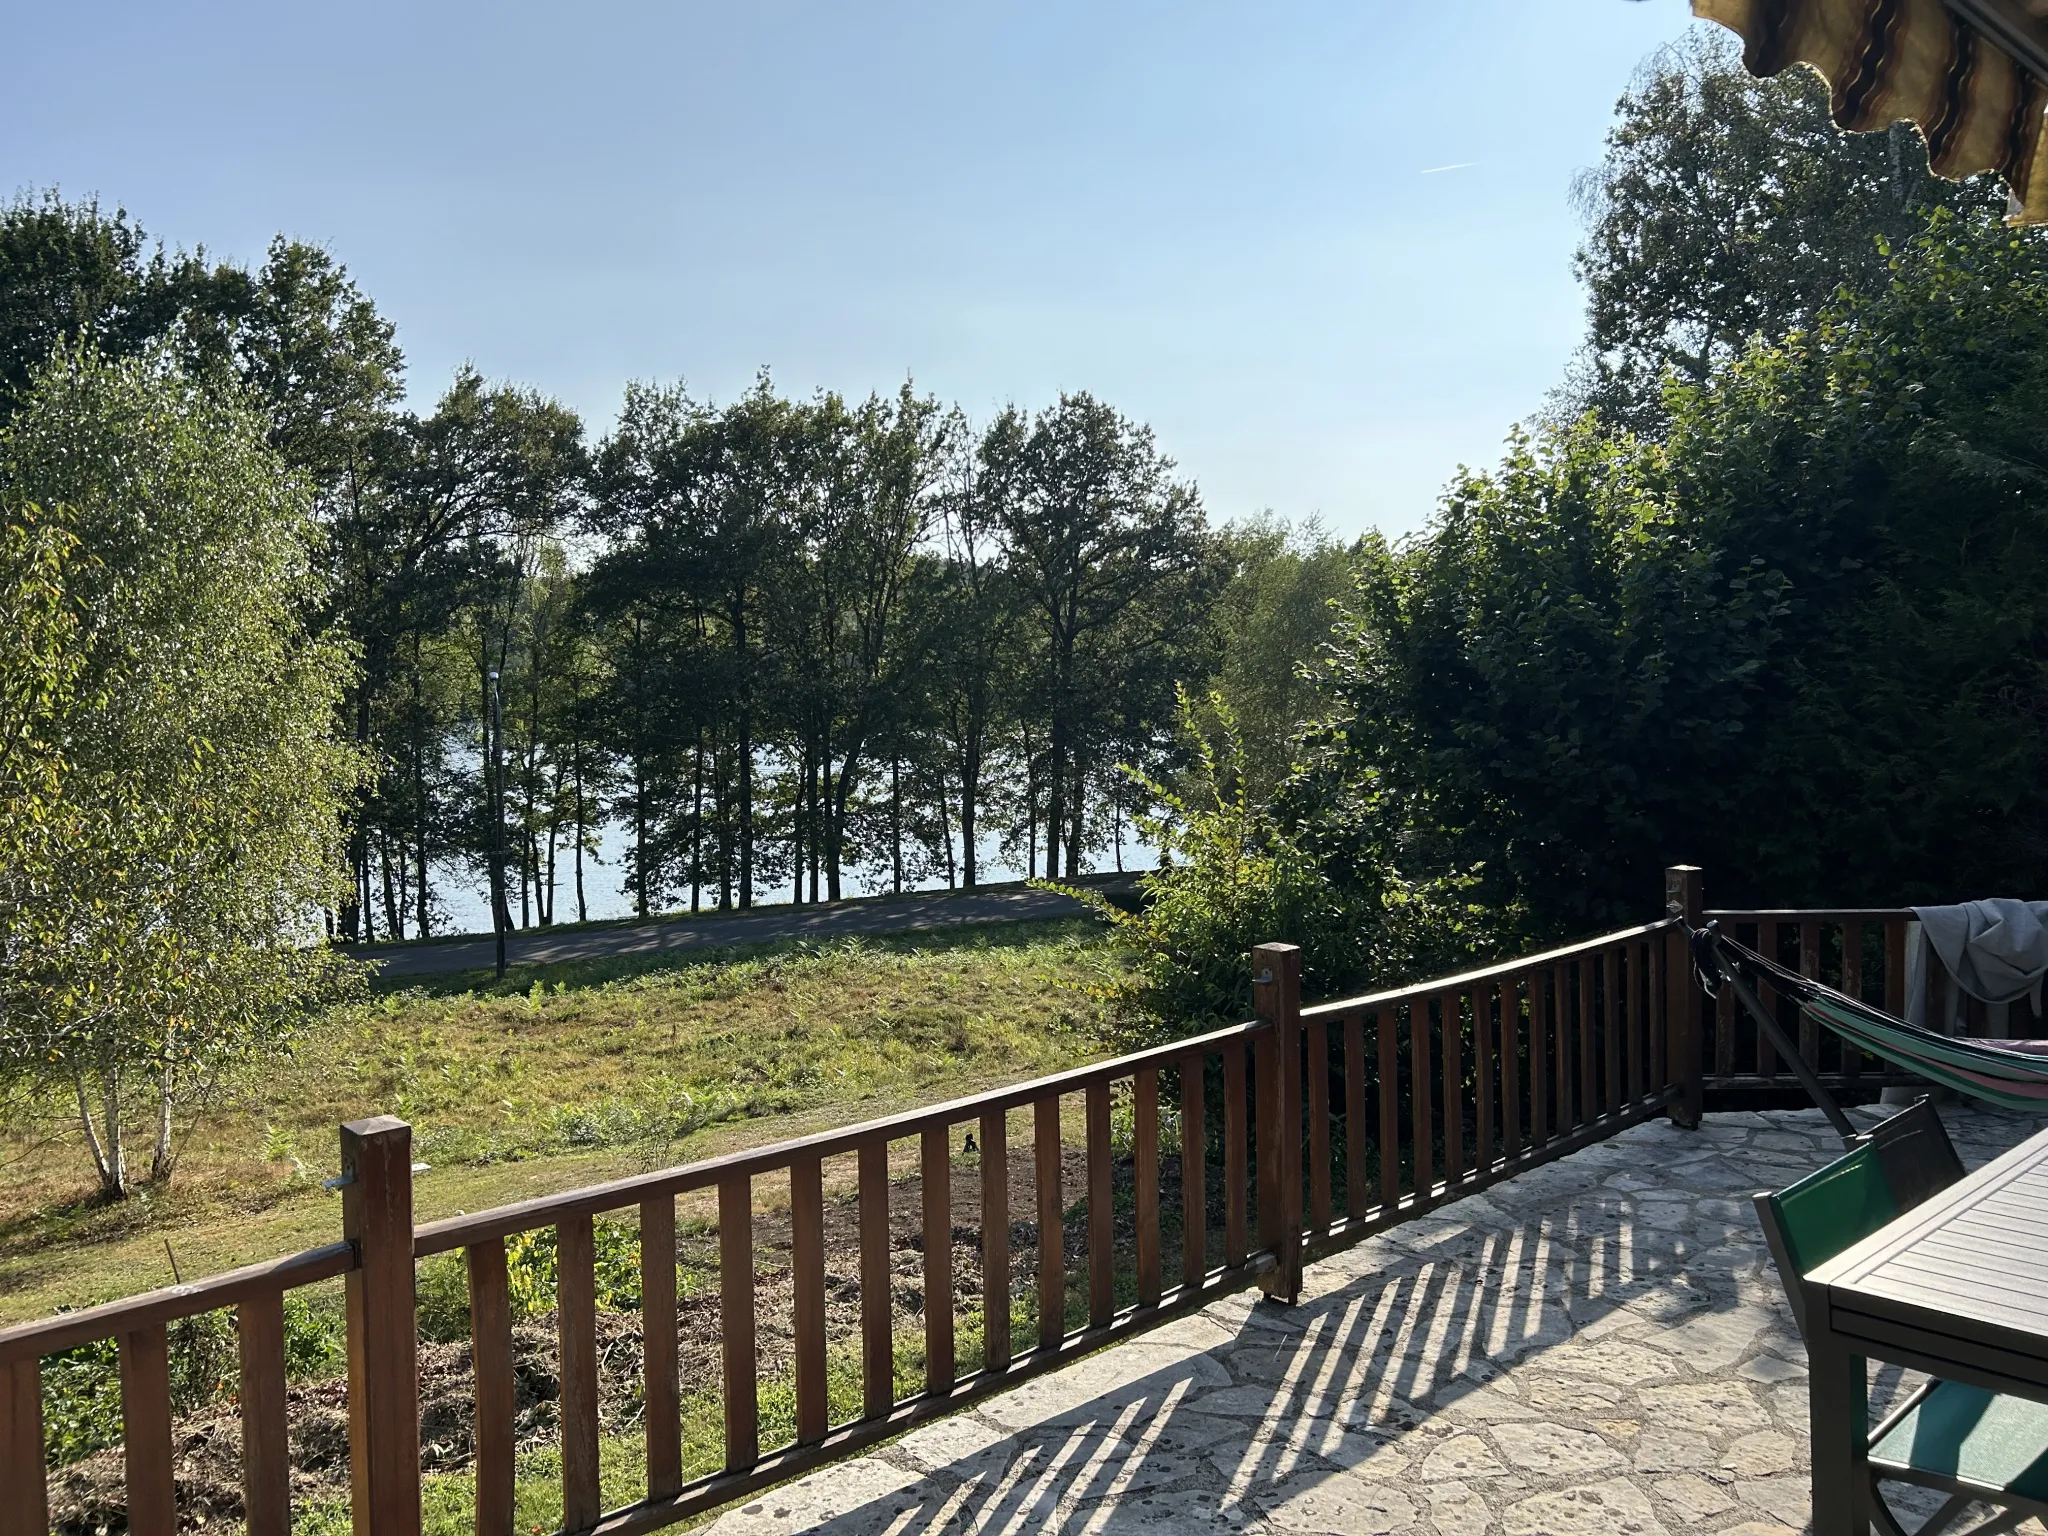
[0,918,1124,1323]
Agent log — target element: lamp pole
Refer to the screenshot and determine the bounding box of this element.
[490,669,507,979]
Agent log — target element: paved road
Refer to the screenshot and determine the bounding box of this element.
[346,880,1134,978]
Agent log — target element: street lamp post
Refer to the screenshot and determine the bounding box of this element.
[490,669,507,979]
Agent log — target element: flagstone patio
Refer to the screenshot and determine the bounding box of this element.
[705,1103,2048,1536]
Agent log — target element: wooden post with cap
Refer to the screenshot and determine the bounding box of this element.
[1253,942,1304,1303]
[1664,867,1705,1130]
[341,1116,422,1536]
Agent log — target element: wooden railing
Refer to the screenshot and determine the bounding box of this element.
[0,880,1711,1536]
[1702,906,1923,1093]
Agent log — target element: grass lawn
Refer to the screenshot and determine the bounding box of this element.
[0,916,1125,1324]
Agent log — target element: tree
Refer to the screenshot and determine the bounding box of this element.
[0,192,243,419]
[1564,30,2003,431]
[1302,205,2048,937]
[985,393,1214,880]
[0,348,365,1196]
[1204,517,1355,804]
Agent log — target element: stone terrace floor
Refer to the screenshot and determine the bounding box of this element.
[705,1104,2048,1536]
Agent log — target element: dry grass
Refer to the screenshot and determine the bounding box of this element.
[0,918,1124,1323]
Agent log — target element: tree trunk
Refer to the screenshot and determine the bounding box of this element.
[634,750,649,919]
[891,755,903,895]
[380,836,402,940]
[413,644,432,939]
[1066,755,1084,879]
[151,1048,175,1184]
[74,1068,120,1199]
[691,726,704,914]
[735,601,753,910]
[792,744,807,906]
[938,774,956,889]
[960,732,980,890]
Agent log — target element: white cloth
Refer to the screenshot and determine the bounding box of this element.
[1906,900,2048,1039]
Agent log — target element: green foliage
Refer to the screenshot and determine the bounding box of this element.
[414,1219,650,1343]
[1563,30,2005,432]
[1074,691,1351,1038]
[1309,204,2048,931]
[1204,516,1356,802]
[0,346,368,1195]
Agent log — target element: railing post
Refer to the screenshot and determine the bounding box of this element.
[1253,942,1303,1303]
[0,1357,45,1536]
[341,1116,421,1536]
[1664,867,1704,1130]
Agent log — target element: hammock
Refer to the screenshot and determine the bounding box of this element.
[1693,925,2048,1128]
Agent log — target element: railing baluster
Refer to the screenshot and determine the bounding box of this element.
[1180,1052,1208,1289]
[1577,961,1596,1126]
[1223,1044,1248,1264]
[1842,921,1864,1089]
[1502,980,1523,1160]
[1035,1096,1065,1350]
[921,1127,955,1393]
[1344,1019,1369,1219]
[1440,989,1463,1188]
[791,1154,829,1445]
[980,1107,1011,1372]
[1756,921,1779,1079]
[640,1197,680,1499]
[1649,937,1667,1089]
[1134,1067,1162,1306]
[718,1175,758,1470]
[0,1357,45,1536]
[1377,1008,1399,1208]
[1714,950,1735,1086]
[1530,971,1550,1147]
[1476,984,1496,1174]
[1886,916,1908,1020]
[1800,920,1822,1067]
[1307,1015,1331,1235]
[1604,948,1623,1115]
[1086,1083,1114,1329]
[1410,998,1433,1199]
[1548,966,1564,1138]
[858,1139,893,1418]
[1627,948,1646,1105]
[467,1238,516,1536]
[236,1291,290,1536]
[120,1323,176,1536]
[558,1214,602,1531]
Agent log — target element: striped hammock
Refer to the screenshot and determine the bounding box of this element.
[1710,931,2048,1110]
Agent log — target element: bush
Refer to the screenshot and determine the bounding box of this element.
[1067,692,1357,1042]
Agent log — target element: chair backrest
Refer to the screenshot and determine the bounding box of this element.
[1857,1095,1967,1209]
[1753,1098,1963,1340]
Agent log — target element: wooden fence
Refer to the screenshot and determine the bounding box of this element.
[1702,906,1927,1094]
[0,865,1723,1536]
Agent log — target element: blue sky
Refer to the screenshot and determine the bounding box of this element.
[5,1,1696,543]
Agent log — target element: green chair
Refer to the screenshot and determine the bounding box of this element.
[1756,1099,2048,1536]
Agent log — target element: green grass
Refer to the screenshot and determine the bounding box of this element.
[0,918,1124,1322]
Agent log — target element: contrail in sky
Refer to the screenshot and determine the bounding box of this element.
[1420,162,1478,174]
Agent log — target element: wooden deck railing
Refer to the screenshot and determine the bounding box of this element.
[0,867,1716,1536]
[1702,906,1924,1093]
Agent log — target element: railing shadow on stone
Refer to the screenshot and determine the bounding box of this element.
[0,866,1759,1536]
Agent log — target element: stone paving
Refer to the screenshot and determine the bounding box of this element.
[704,1103,2048,1536]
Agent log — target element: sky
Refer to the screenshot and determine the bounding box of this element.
[3,1,1701,546]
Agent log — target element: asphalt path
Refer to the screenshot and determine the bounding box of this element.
[345,879,1134,978]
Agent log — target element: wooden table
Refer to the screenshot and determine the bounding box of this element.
[1805,1122,2048,1535]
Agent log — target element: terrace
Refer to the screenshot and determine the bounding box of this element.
[4,869,2039,1536]
[702,1101,2048,1536]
